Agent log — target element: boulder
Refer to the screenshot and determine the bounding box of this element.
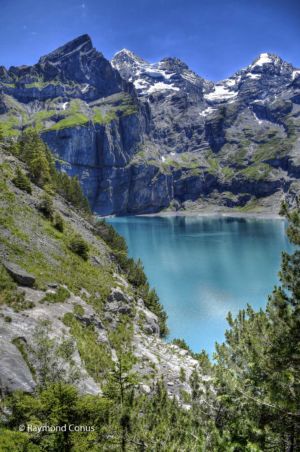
[3,262,35,287]
[0,339,36,394]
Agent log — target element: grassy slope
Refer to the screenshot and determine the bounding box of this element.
[0,153,116,302]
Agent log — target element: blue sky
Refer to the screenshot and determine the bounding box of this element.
[0,0,299,81]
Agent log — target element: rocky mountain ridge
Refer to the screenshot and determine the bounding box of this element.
[1,35,300,215]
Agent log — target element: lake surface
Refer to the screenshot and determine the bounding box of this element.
[107,216,292,355]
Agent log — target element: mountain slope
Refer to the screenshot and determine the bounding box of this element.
[1,35,300,214]
[0,143,201,399]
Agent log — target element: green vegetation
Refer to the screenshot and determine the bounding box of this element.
[221,166,234,179]
[55,172,91,215]
[237,197,261,212]
[49,112,89,131]
[253,135,292,163]
[33,109,57,132]
[52,212,64,232]
[95,219,168,336]
[239,162,272,180]
[69,234,89,260]
[93,108,117,124]
[63,312,112,382]
[207,157,219,173]
[92,93,137,125]
[0,265,24,310]
[12,337,36,378]
[0,115,20,137]
[46,100,89,131]
[38,193,54,219]
[6,128,91,215]
[42,286,70,304]
[12,167,32,194]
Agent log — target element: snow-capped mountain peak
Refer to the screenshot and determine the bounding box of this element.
[112,50,209,97]
[252,52,278,67]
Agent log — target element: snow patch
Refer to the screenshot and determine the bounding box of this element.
[199,107,215,116]
[81,83,89,94]
[62,102,69,110]
[292,70,300,80]
[252,53,273,67]
[161,156,166,162]
[223,78,236,87]
[204,84,237,101]
[148,82,179,93]
[246,73,261,80]
[133,79,148,90]
[253,111,263,125]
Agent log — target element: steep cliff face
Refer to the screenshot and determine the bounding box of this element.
[1,36,300,214]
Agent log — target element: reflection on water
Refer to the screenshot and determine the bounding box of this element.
[107,216,292,354]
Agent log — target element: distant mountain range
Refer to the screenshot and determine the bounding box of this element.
[1,34,300,215]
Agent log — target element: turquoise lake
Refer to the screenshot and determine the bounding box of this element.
[107,216,292,355]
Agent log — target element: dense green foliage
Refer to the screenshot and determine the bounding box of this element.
[69,234,90,260]
[210,203,300,450]
[12,167,32,194]
[38,193,54,219]
[52,212,64,232]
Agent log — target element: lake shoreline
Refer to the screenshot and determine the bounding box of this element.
[137,210,283,220]
[100,210,283,220]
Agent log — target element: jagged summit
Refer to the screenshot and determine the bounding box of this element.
[159,57,189,71]
[246,52,294,76]
[39,34,94,64]
[112,48,209,97]
[113,48,145,63]
[252,52,280,67]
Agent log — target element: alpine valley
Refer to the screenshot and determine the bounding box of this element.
[1,34,300,215]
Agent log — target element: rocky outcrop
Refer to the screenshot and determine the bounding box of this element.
[3,262,35,287]
[0,339,36,393]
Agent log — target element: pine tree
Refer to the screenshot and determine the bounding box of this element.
[12,166,32,194]
[213,203,300,450]
[19,129,52,187]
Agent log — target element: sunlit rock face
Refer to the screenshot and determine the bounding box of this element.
[1,35,300,215]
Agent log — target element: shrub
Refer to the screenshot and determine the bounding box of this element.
[52,212,64,232]
[73,304,84,316]
[55,172,91,215]
[12,167,32,194]
[69,234,89,260]
[38,194,54,219]
[141,286,168,337]
[94,220,127,253]
[42,286,70,303]
[171,338,192,352]
[0,265,32,311]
